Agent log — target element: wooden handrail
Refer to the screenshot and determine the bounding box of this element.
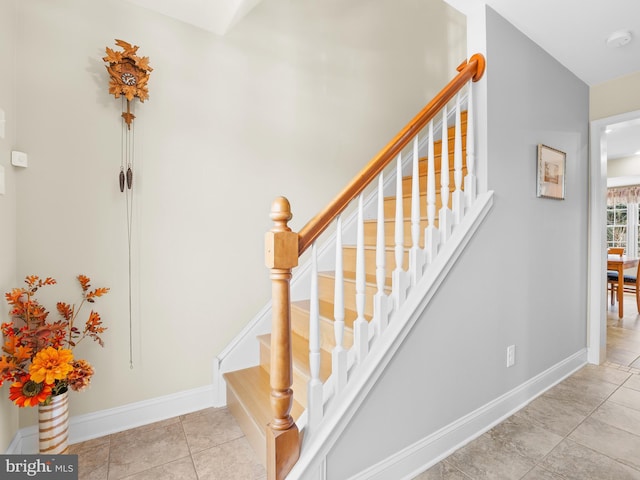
[297,53,485,255]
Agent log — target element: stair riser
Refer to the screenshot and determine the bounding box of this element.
[291,304,354,351]
[226,383,266,465]
[342,246,409,280]
[384,192,463,219]
[402,166,468,195]
[430,134,467,160]
[318,274,378,318]
[363,219,435,249]
[259,345,313,408]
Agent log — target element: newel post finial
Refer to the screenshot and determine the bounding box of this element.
[270,196,293,232]
[265,196,300,480]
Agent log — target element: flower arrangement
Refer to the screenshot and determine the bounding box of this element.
[0,275,109,407]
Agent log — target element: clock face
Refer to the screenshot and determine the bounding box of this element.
[121,72,137,86]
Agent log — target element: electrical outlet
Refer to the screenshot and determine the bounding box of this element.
[506,345,516,367]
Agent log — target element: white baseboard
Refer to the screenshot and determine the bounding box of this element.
[348,349,587,480]
[5,384,214,454]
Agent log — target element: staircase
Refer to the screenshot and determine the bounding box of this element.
[225,120,467,453]
[220,54,487,480]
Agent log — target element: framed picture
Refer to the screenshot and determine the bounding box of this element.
[537,144,566,200]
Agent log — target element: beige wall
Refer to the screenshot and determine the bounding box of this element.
[608,156,640,178]
[0,0,18,452]
[9,0,466,433]
[590,71,640,120]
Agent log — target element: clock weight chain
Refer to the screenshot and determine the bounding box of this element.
[120,97,136,370]
[104,39,152,371]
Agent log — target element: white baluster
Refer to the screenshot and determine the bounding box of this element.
[374,175,389,337]
[452,93,465,224]
[424,121,439,263]
[439,105,453,243]
[465,83,477,208]
[308,243,322,428]
[353,195,368,364]
[410,137,425,285]
[393,155,410,310]
[332,216,347,395]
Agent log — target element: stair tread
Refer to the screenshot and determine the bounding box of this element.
[224,366,305,431]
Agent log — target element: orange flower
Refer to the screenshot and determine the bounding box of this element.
[29,347,74,384]
[68,359,94,392]
[9,375,52,407]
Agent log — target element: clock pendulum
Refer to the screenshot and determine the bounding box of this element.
[103,40,152,369]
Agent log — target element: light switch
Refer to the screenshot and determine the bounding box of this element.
[11,151,27,168]
[0,165,5,195]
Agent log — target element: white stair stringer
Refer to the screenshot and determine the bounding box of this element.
[286,191,494,480]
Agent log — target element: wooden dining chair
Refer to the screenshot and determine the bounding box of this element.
[608,259,640,313]
[607,248,625,305]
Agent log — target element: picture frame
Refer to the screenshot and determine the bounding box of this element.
[536,144,566,200]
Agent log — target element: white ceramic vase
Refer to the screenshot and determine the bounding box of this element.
[38,391,70,454]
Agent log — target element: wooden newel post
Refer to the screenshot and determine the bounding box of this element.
[265,197,300,480]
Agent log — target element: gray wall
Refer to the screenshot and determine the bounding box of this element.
[326,7,589,478]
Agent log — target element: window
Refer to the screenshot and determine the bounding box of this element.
[607,202,628,250]
[607,201,639,257]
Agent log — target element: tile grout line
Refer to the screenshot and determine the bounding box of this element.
[179,414,201,480]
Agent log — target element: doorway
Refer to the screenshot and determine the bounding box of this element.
[588,109,640,364]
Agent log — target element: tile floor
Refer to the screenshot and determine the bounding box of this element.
[69,407,266,480]
[70,295,640,480]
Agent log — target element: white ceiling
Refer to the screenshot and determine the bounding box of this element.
[450,0,640,161]
[480,0,640,87]
[125,0,640,160]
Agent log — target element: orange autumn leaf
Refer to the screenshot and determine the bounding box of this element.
[86,287,110,302]
[57,302,73,321]
[77,275,91,292]
[2,336,19,355]
[5,288,24,305]
[13,345,32,362]
[0,355,17,374]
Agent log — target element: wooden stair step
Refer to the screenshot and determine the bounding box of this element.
[362,218,435,249]
[383,190,463,218]
[258,332,332,407]
[318,271,388,317]
[402,165,468,194]
[224,365,304,466]
[291,300,356,350]
[343,244,410,276]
